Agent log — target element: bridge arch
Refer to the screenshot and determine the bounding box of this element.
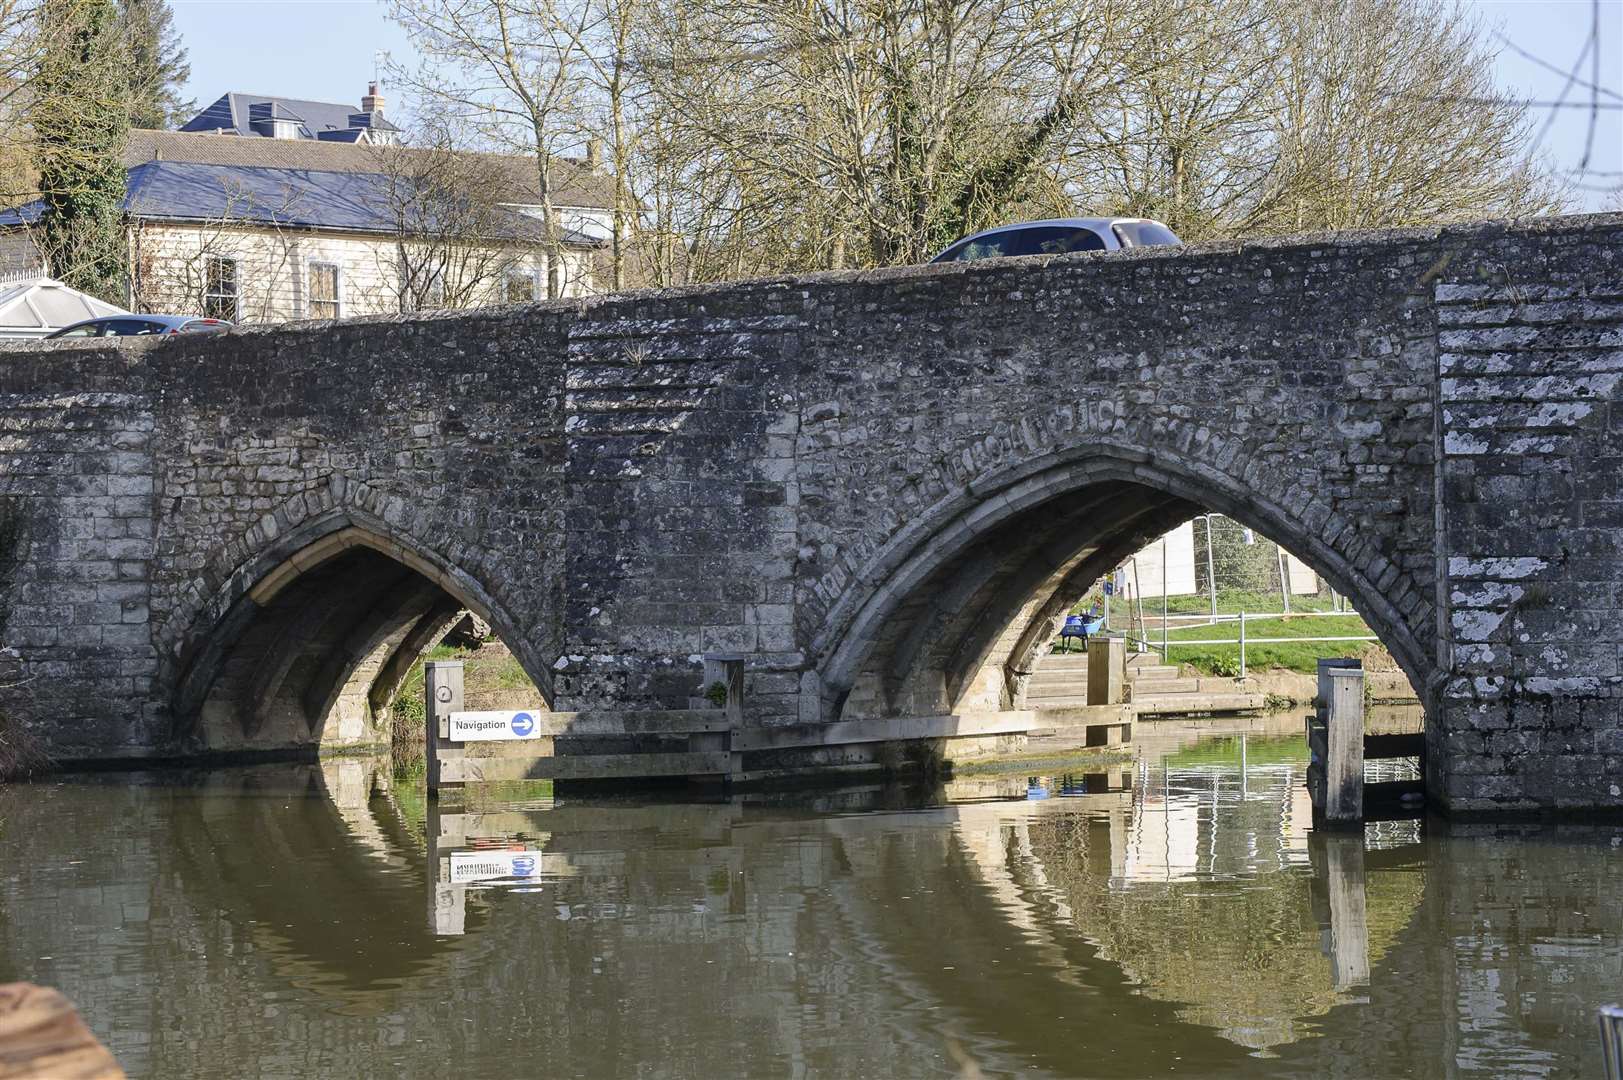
[811,439,1436,723]
[163,478,552,753]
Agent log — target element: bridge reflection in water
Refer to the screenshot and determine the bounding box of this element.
[0,722,1618,1078]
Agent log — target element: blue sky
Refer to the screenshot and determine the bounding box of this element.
[170,0,1622,210]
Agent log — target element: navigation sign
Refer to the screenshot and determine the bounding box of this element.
[448,849,547,884]
[447,709,546,742]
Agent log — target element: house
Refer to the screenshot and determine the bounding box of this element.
[180,86,402,145]
[0,84,615,321]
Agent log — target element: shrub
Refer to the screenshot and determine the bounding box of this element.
[0,714,50,781]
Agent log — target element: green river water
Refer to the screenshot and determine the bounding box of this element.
[0,717,1618,1078]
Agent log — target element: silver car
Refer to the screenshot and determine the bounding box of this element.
[929,217,1181,263]
[46,315,232,339]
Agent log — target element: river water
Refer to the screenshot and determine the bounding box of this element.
[0,717,1618,1079]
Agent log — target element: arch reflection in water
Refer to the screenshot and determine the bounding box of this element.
[163,759,480,1013]
[2,731,1620,1077]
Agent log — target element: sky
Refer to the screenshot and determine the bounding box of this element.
[169,0,1623,210]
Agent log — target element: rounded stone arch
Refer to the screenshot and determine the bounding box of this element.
[162,476,553,749]
[810,439,1436,722]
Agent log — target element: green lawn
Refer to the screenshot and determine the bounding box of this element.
[1163,733,1308,768]
[1158,613,1376,676]
[1159,589,1344,615]
[1073,589,1348,620]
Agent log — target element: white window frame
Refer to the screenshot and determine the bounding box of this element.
[306,260,342,320]
[203,255,238,321]
[503,267,540,304]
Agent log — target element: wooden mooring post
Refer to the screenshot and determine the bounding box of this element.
[1306,657,1365,827]
[701,653,746,777]
[423,660,463,799]
[1087,635,1126,706]
[1308,834,1371,990]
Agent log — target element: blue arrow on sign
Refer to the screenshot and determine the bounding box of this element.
[510,711,536,737]
[511,855,537,876]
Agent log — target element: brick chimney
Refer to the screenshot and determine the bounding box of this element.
[361,81,385,117]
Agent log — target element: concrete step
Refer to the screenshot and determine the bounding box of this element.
[1126,676,1240,695]
[1131,691,1266,717]
[1037,656,1090,671]
[1029,695,1092,709]
[1029,683,1091,699]
[1125,665,1180,681]
[1030,671,1090,686]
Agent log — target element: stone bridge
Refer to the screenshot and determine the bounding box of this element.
[1,212,1620,812]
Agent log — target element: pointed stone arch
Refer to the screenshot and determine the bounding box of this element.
[162,475,553,750]
[811,439,1436,723]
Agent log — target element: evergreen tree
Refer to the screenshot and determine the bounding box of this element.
[121,0,192,129]
[31,0,130,300]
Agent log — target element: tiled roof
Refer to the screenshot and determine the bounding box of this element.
[182,92,402,139]
[0,157,603,247]
[126,129,616,210]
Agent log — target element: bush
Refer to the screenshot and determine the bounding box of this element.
[0,714,50,781]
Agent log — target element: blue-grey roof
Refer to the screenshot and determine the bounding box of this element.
[182,92,400,140]
[0,160,599,246]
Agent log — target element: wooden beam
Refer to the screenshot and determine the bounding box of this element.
[438,751,732,784]
[729,711,1035,753]
[1363,732,1424,760]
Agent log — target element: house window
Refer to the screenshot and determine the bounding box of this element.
[203,257,237,321]
[308,262,340,319]
[504,269,538,303]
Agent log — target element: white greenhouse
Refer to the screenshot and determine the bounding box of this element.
[0,276,125,339]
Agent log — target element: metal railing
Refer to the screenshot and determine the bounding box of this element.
[1602,1005,1623,1080]
[1123,610,1377,678]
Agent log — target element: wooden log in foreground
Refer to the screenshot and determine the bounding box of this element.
[0,983,123,1079]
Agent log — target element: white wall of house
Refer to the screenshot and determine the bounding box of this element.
[0,221,596,322]
[505,203,615,243]
[0,233,43,278]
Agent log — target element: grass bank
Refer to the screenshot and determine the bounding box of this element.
[1159,613,1377,676]
[1159,589,1344,616]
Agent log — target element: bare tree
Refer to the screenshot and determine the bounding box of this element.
[636,0,1130,274]
[385,0,1570,289]
[125,179,303,321]
[366,128,541,312]
[1069,0,1563,239]
[388,0,594,299]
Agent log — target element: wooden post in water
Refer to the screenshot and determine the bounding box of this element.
[423,801,466,936]
[700,653,745,780]
[1087,635,1125,706]
[1314,834,1371,989]
[1311,658,1365,826]
[424,660,464,798]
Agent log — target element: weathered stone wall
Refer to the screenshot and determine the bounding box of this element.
[1433,276,1623,810]
[0,212,1618,811]
[0,350,158,756]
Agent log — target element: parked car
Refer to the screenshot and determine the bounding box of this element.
[928,217,1181,264]
[45,315,232,339]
